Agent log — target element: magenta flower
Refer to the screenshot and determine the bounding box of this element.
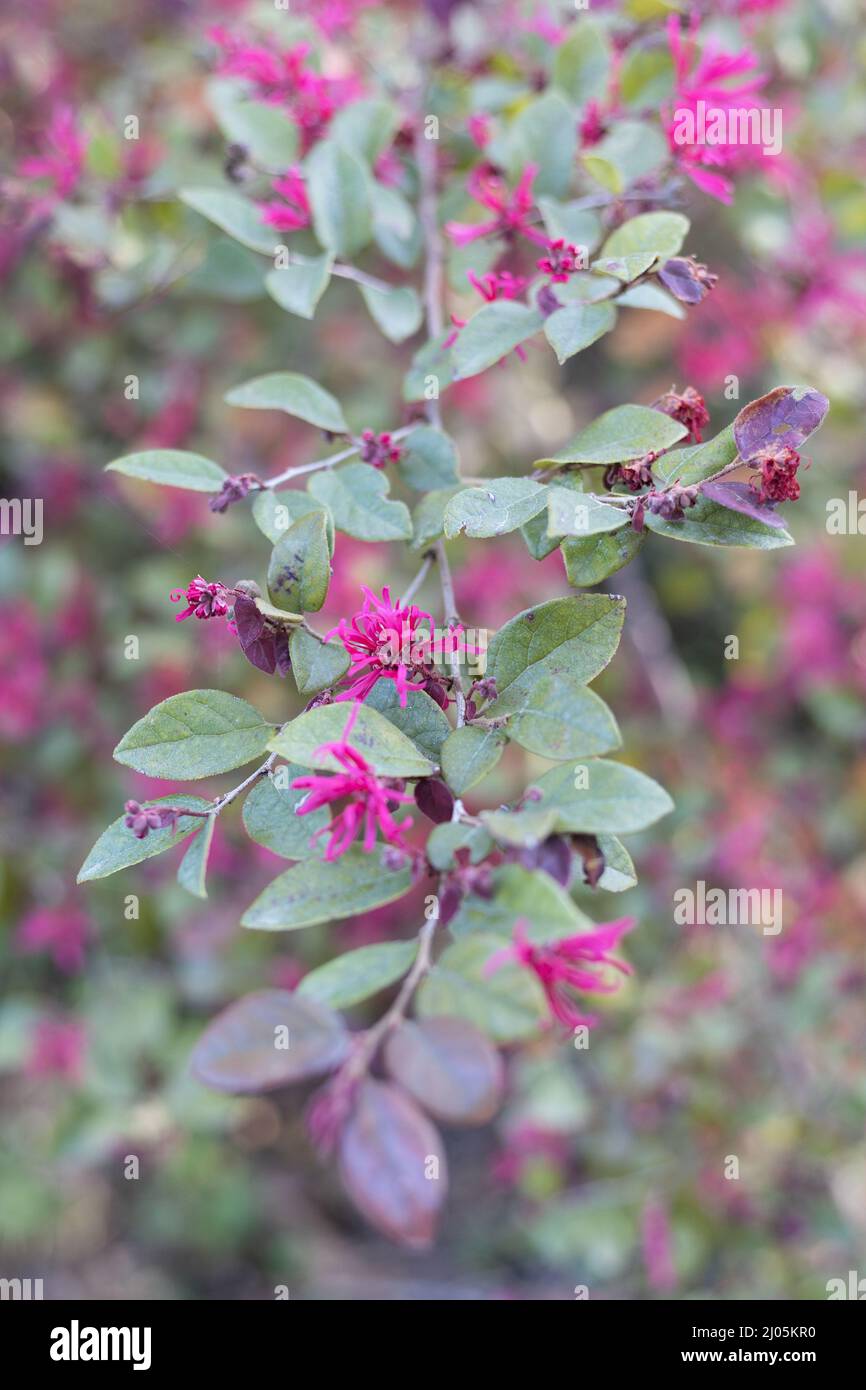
[445,164,548,247]
[171,576,231,622]
[16,906,88,974]
[466,269,528,302]
[485,918,636,1031]
[328,585,465,708]
[260,169,311,231]
[537,240,585,283]
[665,16,768,204]
[652,385,710,443]
[291,704,413,860]
[18,104,86,200]
[359,430,402,469]
[25,1017,86,1082]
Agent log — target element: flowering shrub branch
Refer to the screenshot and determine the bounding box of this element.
[75,3,830,1248]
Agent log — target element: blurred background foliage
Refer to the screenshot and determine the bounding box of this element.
[1,0,865,1299]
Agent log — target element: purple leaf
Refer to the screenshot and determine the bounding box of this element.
[657,258,705,304]
[338,1079,448,1248]
[234,595,277,674]
[384,1018,504,1126]
[701,481,785,527]
[733,385,829,461]
[190,990,349,1092]
[415,777,455,824]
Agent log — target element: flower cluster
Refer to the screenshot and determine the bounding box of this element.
[171,577,232,623]
[749,443,802,503]
[359,430,402,469]
[327,586,465,709]
[653,386,710,444]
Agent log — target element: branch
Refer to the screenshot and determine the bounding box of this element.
[264,426,413,489]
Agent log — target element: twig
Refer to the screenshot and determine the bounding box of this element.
[264,426,413,489]
[399,550,436,607]
[345,912,440,1080]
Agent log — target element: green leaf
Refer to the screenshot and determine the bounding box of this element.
[77,798,210,882]
[440,724,506,795]
[591,251,658,283]
[507,92,576,198]
[357,282,422,343]
[114,692,274,780]
[265,254,333,320]
[619,45,675,106]
[552,19,611,103]
[252,488,335,552]
[306,139,372,258]
[582,122,667,194]
[448,864,593,944]
[242,848,412,930]
[298,939,417,1010]
[532,758,674,834]
[105,449,227,492]
[595,835,637,893]
[411,486,462,549]
[645,494,794,549]
[480,804,559,848]
[371,181,421,268]
[557,271,622,304]
[540,403,688,466]
[452,301,544,380]
[486,595,626,696]
[190,990,349,1092]
[208,80,299,169]
[654,424,738,485]
[289,627,349,698]
[544,301,616,363]
[615,282,685,319]
[177,813,215,899]
[490,673,621,761]
[330,97,399,165]
[267,510,331,613]
[308,462,412,541]
[601,211,689,261]
[270,702,435,778]
[398,426,460,491]
[180,187,276,254]
[242,768,329,858]
[546,488,628,537]
[225,371,348,434]
[444,478,548,538]
[416,933,546,1043]
[521,507,560,561]
[561,527,646,586]
[538,198,602,253]
[426,821,493,872]
[364,683,451,763]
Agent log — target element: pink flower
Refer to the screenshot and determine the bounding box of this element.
[327,585,464,708]
[445,164,548,247]
[652,384,710,443]
[749,443,802,503]
[466,270,528,302]
[209,27,359,153]
[291,703,414,860]
[485,918,635,1030]
[260,169,310,231]
[25,1017,86,1082]
[171,576,231,622]
[579,101,607,148]
[359,430,402,469]
[16,907,88,973]
[665,16,768,204]
[537,240,585,283]
[467,113,492,149]
[19,104,86,200]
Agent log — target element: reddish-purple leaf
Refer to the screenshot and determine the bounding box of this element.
[657,258,706,304]
[234,595,277,674]
[190,989,349,1093]
[701,481,785,527]
[383,1017,505,1126]
[733,385,829,461]
[338,1078,448,1248]
[415,777,455,824]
